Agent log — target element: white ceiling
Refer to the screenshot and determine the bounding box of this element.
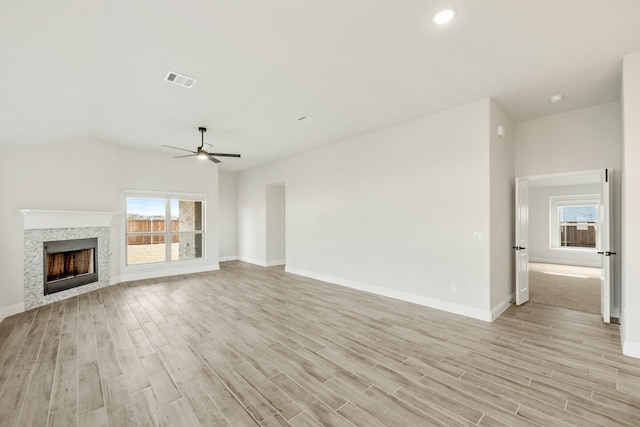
[1,0,639,171]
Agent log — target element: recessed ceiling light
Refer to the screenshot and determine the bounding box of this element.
[549,94,564,103]
[433,8,456,25]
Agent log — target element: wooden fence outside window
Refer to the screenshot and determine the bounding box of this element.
[127,219,180,244]
[560,222,597,248]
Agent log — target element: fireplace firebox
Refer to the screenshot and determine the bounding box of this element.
[43,238,98,295]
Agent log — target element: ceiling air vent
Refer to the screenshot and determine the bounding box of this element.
[164,71,196,88]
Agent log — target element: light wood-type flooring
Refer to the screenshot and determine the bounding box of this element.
[1,261,639,426]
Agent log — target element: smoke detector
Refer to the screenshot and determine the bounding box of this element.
[549,94,564,103]
[164,71,196,88]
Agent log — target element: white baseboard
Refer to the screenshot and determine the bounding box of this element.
[618,322,639,359]
[622,339,640,359]
[110,275,121,286]
[620,321,640,359]
[285,266,493,322]
[0,302,25,322]
[237,257,261,266]
[219,256,239,262]
[237,257,281,267]
[491,293,514,321]
[529,257,600,268]
[120,262,220,282]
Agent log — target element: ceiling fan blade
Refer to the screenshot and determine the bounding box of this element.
[209,153,241,158]
[162,145,197,154]
[174,154,198,159]
[208,155,221,164]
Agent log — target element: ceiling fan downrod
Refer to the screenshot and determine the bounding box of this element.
[198,127,206,150]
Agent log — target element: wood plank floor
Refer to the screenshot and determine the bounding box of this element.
[1,261,639,426]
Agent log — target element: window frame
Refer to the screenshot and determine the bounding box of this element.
[549,194,599,251]
[124,190,206,266]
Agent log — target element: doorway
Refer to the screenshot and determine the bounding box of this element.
[265,183,286,267]
[515,169,613,322]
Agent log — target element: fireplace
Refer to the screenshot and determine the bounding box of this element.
[20,209,117,310]
[43,238,98,295]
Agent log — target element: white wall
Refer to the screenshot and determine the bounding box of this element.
[283,99,494,319]
[621,52,640,357]
[218,170,238,260]
[237,159,287,266]
[235,98,520,320]
[515,101,622,313]
[515,102,622,177]
[0,139,119,318]
[0,139,220,319]
[528,184,601,267]
[265,184,286,265]
[489,100,515,314]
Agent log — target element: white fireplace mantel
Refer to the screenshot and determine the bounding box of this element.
[18,209,120,230]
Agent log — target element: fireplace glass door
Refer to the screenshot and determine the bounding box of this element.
[43,238,98,295]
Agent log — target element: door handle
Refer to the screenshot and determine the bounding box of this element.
[598,251,617,256]
[512,246,526,250]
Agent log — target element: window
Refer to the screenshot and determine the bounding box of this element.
[125,193,205,265]
[549,195,598,250]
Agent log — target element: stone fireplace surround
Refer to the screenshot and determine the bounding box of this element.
[20,210,117,310]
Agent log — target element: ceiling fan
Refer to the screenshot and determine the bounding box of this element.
[162,127,241,164]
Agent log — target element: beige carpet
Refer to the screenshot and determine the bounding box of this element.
[528,262,601,314]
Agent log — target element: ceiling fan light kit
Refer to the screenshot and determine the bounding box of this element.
[161,127,241,164]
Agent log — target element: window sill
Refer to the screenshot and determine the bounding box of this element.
[120,258,219,282]
[549,247,598,253]
[125,256,208,268]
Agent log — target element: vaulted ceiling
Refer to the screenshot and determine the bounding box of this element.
[2,0,639,170]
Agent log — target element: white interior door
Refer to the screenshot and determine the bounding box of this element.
[515,178,529,305]
[598,169,612,323]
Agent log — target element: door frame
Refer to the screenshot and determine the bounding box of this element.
[515,177,529,305]
[514,169,613,321]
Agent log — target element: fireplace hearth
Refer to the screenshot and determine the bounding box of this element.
[44,238,98,295]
